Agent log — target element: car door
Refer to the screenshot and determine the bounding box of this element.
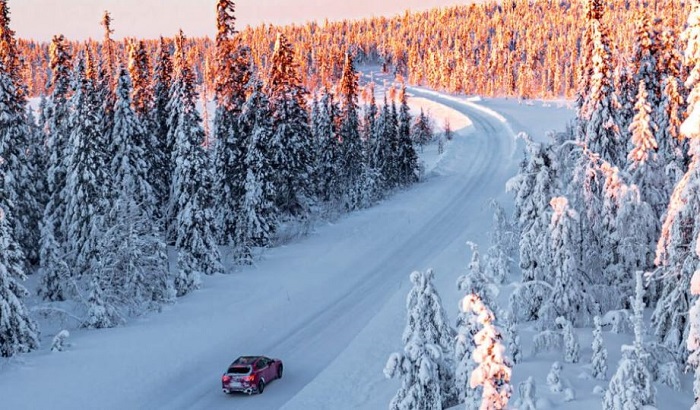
[260,357,273,381]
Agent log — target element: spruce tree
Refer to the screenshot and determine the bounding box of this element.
[236,83,278,261]
[127,39,152,120]
[213,0,252,246]
[627,81,666,219]
[312,88,342,205]
[150,37,174,223]
[63,52,108,277]
[403,270,457,407]
[396,87,420,187]
[39,34,72,300]
[604,272,655,409]
[168,31,223,296]
[0,204,39,357]
[579,7,624,169]
[461,293,512,410]
[591,315,608,380]
[0,0,40,268]
[102,67,173,312]
[338,53,364,211]
[539,197,596,328]
[385,331,443,410]
[266,33,314,219]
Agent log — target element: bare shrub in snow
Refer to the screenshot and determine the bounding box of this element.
[547,361,563,393]
[602,309,632,334]
[515,376,537,410]
[556,316,580,363]
[50,330,70,352]
[532,329,563,357]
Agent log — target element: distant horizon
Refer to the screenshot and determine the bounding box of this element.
[11,0,478,42]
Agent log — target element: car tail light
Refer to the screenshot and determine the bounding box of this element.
[222,375,231,383]
[243,374,256,382]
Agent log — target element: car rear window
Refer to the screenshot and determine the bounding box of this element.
[228,366,251,374]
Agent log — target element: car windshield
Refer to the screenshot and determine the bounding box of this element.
[228,366,251,374]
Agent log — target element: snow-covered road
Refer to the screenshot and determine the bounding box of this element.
[0,89,519,410]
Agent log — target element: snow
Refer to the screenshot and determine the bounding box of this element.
[7,85,693,409]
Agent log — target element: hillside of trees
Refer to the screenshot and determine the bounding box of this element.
[6,0,700,408]
[16,0,690,100]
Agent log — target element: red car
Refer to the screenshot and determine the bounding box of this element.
[221,356,283,395]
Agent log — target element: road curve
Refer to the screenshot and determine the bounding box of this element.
[0,90,518,410]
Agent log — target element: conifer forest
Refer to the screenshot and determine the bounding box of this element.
[4,0,700,409]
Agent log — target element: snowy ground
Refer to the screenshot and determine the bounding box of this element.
[5,83,693,409]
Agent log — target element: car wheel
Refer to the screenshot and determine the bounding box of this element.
[277,365,283,379]
[257,380,265,394]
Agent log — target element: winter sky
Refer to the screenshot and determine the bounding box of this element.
[12,0,477,41]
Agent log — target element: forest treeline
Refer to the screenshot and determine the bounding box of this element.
[0,0,426,357]
[16,1,691,99]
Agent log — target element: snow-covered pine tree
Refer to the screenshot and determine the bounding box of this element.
[403,269,457,407]
[614,183,657,304]
[603,272,655,409]
[455,297,481,407]
[150,36,174,224]
[63,52,109,278]
[566,144,608,290]
[266,32,314,219]
[109,67,157,220]
[657,74,687,189]
[37,215,71,302]
[39,34,73,300]
[82,275,121,329]
[50,330,69,352]
[591,315,608,380]
[631,11,661,113]
[101,67,173,313]
[0,203,39,357]
[627,80,667,223]
[312,88,342,206]
[396,86,420,187]
[385,331,443,410]
[485,200,514,285]
[504,313,522,365]
[168,31,223,295]
[508,137,556,278]
[372,95,397,193]
[458,242,495,309]
[127,39,152,120]
[411,108,434,148]
[461,293,512,410]
[555,316,580,364]
[547,361,563,393]
[615,64,637,141]
[575,0,604,114]
[236,82,278,262]
[0,1,40,268]
[337,53,365,211]
[539,197,596,328]
[213,0,252,246]
[579,10,624,170]
[360,83,381,206]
